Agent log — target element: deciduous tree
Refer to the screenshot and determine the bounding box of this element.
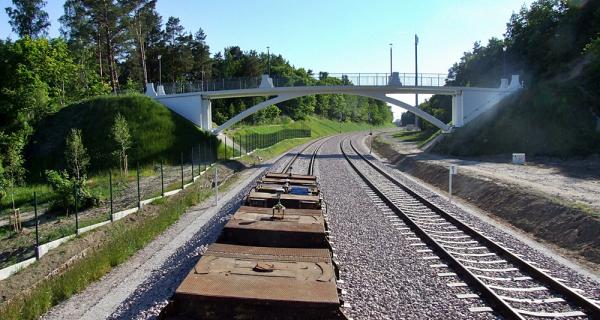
[65,128,89,181]
[111,113,132,175]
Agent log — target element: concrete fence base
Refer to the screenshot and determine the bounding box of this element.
[0,257,37,280]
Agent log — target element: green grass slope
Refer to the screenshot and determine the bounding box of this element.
[434,84,600,157]
[27,94,213,175]
[231,116,394,138]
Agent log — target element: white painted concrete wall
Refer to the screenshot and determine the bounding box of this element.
[154,93,204,127]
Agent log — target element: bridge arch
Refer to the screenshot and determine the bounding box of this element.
[212,91,451,134]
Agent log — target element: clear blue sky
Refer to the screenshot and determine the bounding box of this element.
[1,0,531,119]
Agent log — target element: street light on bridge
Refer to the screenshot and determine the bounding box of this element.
[389,43,393,78]
[415,34,419,129]
[267,46,271,76]
[158,54,162,85]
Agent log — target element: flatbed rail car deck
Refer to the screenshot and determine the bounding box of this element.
[163,243,341,320]
[260,177,319,187]
[255,183,320,195]
[264,172,317,181]
[246,190,322,209]
[219,206,328,248]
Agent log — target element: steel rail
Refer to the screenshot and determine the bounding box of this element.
[308,138,328,176]
[344,137,600,319]
[280,137,324,173]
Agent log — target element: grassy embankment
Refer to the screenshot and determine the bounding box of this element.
[2,94,231,218]
[230,116,394,161]
[433,86,600,157]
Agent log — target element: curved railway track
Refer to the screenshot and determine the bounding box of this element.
[281,136,329,175]
[340,136,600,319]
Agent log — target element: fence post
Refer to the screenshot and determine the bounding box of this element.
[191,147,194,178]
[210,138,214,164]
[74,185,79,234]
[160,161,164,196]
[214,165,218,206]
[232,135,236,158]
[198,143,203,176]
[109,170,114,221]
[239,135,242,156]
[137,163,141,208]
[202,142,206,172]
[180,152,184,189]
[34,191,40,259]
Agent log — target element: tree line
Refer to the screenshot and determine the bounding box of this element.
[0,0,393,200]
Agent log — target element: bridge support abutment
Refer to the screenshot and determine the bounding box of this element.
[452,92,464,127]
[201,98,212,130]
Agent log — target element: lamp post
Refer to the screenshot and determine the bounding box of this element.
[158,55,162,85]
[414,34,419,129]
[502,46,507,79]
[267,46,271,76]
[389,43,393,78]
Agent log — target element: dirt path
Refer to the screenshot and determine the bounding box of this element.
[379,130,600,213]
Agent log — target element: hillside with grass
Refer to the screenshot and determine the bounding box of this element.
[26,95,214,176]
[434,86,600,157]
[230,116,394,138]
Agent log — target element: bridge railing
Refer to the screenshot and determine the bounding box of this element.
[161,72,450,94]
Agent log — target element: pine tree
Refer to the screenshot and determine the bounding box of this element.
[120,0,160,87]
[5,0,50,38]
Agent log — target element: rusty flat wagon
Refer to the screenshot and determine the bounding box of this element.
[164,243,341,319]
[219,205,328,248]
[162,165,346,319]
[264,172,317,181]
[246,189,321,209]
[259,176,319,187]
[254,183,320,195]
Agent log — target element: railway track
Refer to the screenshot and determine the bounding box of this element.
[341,136,600,319]
[281,136,328,174]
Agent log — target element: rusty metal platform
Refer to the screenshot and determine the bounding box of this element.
[260,176,319,187]
[255,183,320,195]
[236,205,322,216]
[220,206,327,248]
[246,190,321,209]
[167,243,340,319]
[265,172,317,181]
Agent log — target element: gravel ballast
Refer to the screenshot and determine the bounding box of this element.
[350,133,600,317]
[316,135,495,319]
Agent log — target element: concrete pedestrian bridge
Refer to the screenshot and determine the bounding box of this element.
[145,72,522,134]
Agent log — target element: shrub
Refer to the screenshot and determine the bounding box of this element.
[45,170,98,215]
